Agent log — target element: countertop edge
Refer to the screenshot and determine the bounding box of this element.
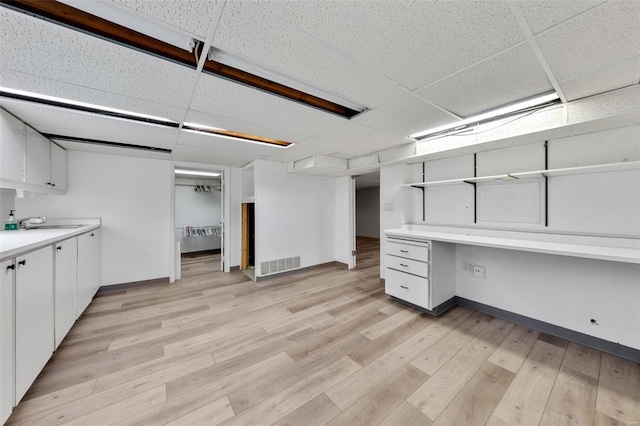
[0,223,100,262]
[385,228,640,265]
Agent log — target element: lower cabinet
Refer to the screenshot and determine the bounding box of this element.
[0,259,15,425]
[385,237,455,314]
[15,246,54,403]
[77,230,100,318]
[54,238,78,348]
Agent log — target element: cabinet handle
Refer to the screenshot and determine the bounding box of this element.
[6,265,15,271]
[91,233,94,237]
[400,264,408,267]
[18,260,26,266]
[57,246,62,250]
[51,183,56,187]
[400,285,409,290]
[400,250,408,253]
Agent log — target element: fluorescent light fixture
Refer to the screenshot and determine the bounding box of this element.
[175,169,221,177]
[182,122,293,149]
[409,92,560,140]
[57,0,196,52]
[0,87,178,126]
[206,47,368,119]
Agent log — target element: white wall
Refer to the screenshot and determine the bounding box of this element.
[16,150,172,286]
[175,178,222,253]
[0,189,15,227]
[254,160,336,275]
[356,186,380,238]
[334,176,353,267]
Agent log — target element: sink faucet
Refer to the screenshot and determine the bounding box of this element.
[17,217,46,229]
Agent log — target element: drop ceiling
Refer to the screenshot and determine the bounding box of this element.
[1,1,638,169]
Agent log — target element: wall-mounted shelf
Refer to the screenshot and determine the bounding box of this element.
[400,160,640,188]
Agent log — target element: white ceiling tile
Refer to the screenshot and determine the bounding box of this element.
[416,43,554,117]
[54,140,172,160]
[353,94,455,138]
[516,0,606,35]
[311,121,408,153]
[175,126,287,157]
[190,75,345,142]
[113,0,221,38]
[256,1,525,90]
[212,1,406,107]
[536,1,640,82]
[0,98,179,149]
[0,8,197,108]
[293,138,372,157]
[559,56,640,101]
[263,146,315,163]
[171,144,263,167]
[0,69,187,122]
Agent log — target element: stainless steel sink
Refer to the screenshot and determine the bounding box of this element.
[20,224,84,230]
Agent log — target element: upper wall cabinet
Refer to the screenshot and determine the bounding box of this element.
[0,109,25,184]
[50,143,67,192]
[0,109,66,194]
[25,126,51,188]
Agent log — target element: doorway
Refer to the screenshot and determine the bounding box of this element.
[354,171,380,269]
[241,202,256,280]
[174,167,224,278]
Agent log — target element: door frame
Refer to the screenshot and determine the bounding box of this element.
[170,162,231,282]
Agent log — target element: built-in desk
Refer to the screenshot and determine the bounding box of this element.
[385,226,640,264]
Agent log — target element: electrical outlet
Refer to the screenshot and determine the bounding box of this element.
[462,261,473,272]
[472,265,485,279]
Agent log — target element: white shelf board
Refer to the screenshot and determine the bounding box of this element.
[400,161,640,188]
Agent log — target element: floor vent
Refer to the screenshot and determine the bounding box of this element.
[260,256,301,276]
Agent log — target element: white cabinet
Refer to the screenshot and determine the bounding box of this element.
[77,230,100,317]
[50,143,67,191]
[0,259,15,425]
[15,246,54,403]
[54,238,77,348]
[385,237,455,315]
[25,126,51,188]
[0,109,25,184]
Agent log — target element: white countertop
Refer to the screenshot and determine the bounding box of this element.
[0,218,100,261]
[385,227,640,265]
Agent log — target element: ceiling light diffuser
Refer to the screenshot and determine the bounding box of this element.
[410,92,561,140]
[182,122,293,149]
[175,169,221,177]
[0,87,179,127]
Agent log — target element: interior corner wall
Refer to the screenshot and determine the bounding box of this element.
[15,150,172,286]
[334,176,353,267]
[355,186,380,238]
[254,160,336,275]
[379,163,422,279]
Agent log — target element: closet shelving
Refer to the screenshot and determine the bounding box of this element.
[399,160,640,188]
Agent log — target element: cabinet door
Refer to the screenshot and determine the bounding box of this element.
[50,143,67,191]
[0,259,15,424]
[77,230,100,317]
[15,247,54,403]
[54,238,77,348]
[25,126,51,187]
[0,109,25,184]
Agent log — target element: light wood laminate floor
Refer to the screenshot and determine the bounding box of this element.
[7,237,639,425]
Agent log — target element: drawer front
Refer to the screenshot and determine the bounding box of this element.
[385,254,429,278]
[385,268,429,309]
[387,240,429,261]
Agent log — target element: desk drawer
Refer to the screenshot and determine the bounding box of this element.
[385,254,429,278]
[385,268,429,309]
[387,240,429,261]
